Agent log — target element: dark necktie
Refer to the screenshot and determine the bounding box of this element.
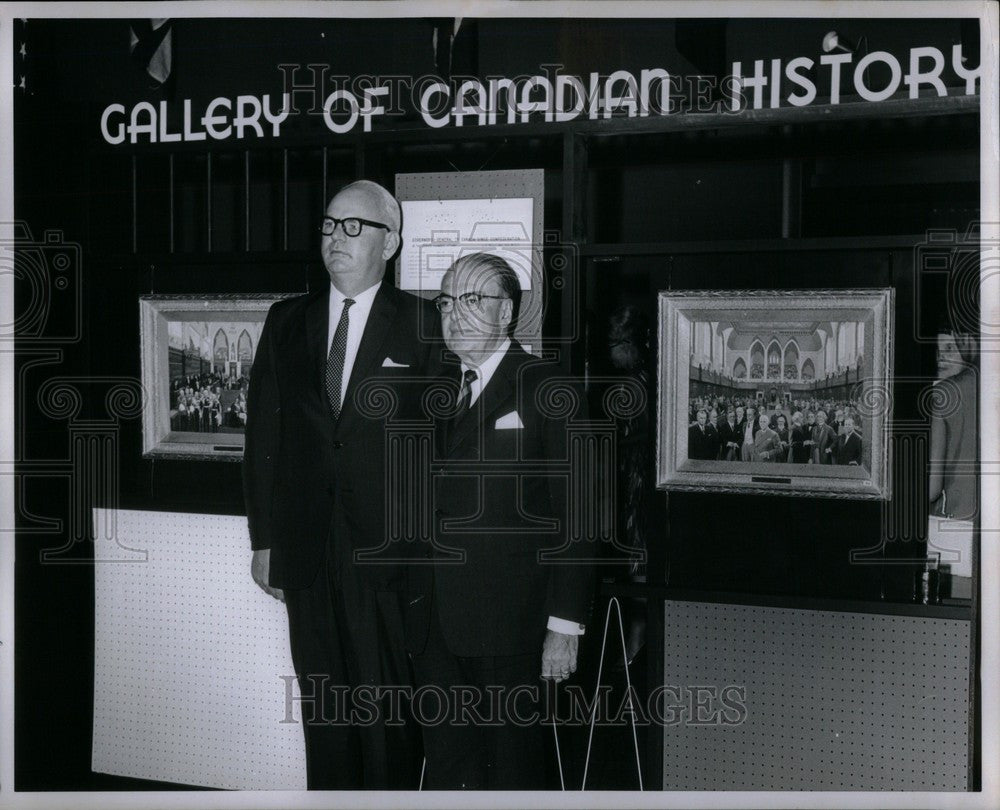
[325,298,355,419]
[456,368,478,412]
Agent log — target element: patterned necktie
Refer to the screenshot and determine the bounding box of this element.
[456,368,478,412]
[325,298,355,419]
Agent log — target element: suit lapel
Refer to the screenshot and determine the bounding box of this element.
[446,346,523,455]
[305,289,330,404]
[337,282,398,433]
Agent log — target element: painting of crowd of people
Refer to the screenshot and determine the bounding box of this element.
[686,391,867,469]
[170,372,249,434]
[165,318,262,436]
[658,292,891,497]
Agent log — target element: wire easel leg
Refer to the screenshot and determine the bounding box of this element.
[550,682,565,790]
[580,596,644,791]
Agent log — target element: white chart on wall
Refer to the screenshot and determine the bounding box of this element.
[398,196,535,293]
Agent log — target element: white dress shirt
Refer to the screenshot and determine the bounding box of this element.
[463,339,585,637]
[460,338,510,406]
[327,281,381,406]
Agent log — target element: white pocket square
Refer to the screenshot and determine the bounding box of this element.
[495,411,524,430]
[381,357,409,368]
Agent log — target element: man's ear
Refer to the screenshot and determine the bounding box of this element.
[499,298,513,329]
[382,231,401,260]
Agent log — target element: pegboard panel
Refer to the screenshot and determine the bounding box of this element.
[661,600,971,791]
[92,508,306,790]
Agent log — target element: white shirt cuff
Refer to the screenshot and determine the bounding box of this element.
[547,616,585,635]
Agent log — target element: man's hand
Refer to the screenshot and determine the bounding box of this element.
[251,548,284,602]
[541,630,578,683]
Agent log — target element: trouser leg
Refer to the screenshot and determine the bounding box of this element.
[283,549,364,789]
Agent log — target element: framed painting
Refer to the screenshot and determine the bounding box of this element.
[139,294,295,461]
[657,289,894,499]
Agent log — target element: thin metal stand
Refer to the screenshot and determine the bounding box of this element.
[581,596,644,790]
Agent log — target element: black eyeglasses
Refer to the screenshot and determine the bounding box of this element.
[434,293,509,313]
[319,216,390,237]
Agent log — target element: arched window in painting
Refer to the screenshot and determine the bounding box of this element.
[767,340,782,379]
[733,357,747,379]
[213,329,229,374]
[784,341,799,380]
[801,358,815,380]
[750,342,764,379]
[238,330,254,377]
[238,330,253,362]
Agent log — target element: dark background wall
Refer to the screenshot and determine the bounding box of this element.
[13,16,980,790]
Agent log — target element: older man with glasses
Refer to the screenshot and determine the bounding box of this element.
[403,252,594,790]
[243,180,441,789]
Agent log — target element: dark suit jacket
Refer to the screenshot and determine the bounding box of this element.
[774,427,790,462]
[405,343,594,658]
[687,423,718,460]
[790,425,810,463]
[717,420,740,460]
[242,282,441,591]
[835,431,863,466]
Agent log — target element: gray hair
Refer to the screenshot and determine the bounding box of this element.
[449,252,522,335]
[336,180,401,232]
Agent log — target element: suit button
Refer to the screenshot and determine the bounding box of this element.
[434,508,444,517]
[333,441,343,449]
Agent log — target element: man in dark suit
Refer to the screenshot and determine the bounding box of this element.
[717,407,740,461]
[789,411,811,463]
[834,415,863,465]
[733,404,745,431]
[243,180,439,789]
[405,252,594,790]
[688,408,719,460]
[810,409,837,465]
[830,408,844,437]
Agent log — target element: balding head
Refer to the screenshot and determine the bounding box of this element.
[321,181,401,296]
[338,180,401,232]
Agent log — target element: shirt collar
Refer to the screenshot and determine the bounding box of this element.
[330,279,381,309]
[461,337,511,390]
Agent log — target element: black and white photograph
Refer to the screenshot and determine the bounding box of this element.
[2,3,998,810]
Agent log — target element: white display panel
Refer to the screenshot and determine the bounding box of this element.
[92,508,306,790]
[399,196,535,292]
